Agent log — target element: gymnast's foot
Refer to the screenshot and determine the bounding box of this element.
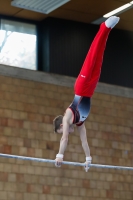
[105,16,120,28]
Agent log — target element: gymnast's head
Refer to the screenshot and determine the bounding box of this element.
[53,115,74,134]
[53,115,63,133]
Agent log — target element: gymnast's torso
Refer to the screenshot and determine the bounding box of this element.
[68,95,91,126]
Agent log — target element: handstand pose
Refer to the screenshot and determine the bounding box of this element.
[53,16,120,172]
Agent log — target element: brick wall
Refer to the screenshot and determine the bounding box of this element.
[0,68,133,200]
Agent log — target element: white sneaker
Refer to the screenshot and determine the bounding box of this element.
[105,16,120,28]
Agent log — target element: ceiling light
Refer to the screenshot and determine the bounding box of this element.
[103,2,133,18]
[92,1,133,25]
[11,0,70,14]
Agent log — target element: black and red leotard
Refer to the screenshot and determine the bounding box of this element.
[68,95,91,126]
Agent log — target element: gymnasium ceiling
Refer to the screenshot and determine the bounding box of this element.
[1,0,133,31]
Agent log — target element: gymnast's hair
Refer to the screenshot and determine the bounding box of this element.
[53,115,63,133]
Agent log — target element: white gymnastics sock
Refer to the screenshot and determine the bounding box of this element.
[105,16,120,28]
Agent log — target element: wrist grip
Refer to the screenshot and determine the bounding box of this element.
[86,156,92,161]
[56,154,64,159]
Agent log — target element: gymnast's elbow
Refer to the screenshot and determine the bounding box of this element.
[61,136,68,142]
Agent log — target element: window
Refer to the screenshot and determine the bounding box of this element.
[0,19,37,70]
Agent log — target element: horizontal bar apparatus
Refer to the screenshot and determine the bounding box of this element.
[0,153,133,170]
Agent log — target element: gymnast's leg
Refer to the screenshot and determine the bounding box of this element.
[74,16,120,97]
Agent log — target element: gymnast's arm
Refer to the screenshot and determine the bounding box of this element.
[55,111,71,167]
[77,123,90,157]
[77,123,92,171]
[58,116,70,154]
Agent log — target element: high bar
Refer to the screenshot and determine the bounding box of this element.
[0,153,133,170]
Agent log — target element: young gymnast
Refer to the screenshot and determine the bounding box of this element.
[53,16,120,172]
